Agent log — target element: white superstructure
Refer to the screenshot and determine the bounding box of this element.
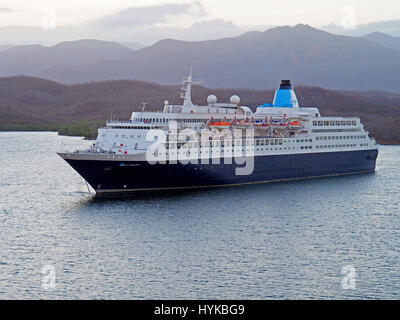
[85,70,377,159]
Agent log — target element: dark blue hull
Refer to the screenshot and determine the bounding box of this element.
[64,149,378,193]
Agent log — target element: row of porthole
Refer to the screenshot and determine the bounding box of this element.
[316,135,367,141]
[313,120,357,126]
[316,144,357,149]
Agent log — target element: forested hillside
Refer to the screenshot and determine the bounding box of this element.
[0,76,399,144]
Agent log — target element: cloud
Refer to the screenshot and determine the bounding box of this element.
[95,2,206,28]
[322,19,400,37]
[0,7,12,13]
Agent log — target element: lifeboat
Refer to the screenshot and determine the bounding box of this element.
[208,121,231,129]
[254,123,270,128]
[233,120,253,129]
[271,121,288,127]
[288,120,302,129]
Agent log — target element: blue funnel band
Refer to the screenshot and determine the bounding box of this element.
[257,80,299,109]
[273,89,294,107]
[273,80,299,108]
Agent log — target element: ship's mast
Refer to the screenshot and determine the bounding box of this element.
[181,67,194,108]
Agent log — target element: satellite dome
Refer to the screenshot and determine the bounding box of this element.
[207,94,217,104]
[230,95,240,105]
[164,100,169,105]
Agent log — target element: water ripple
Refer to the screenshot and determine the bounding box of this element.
[0,132,399,299]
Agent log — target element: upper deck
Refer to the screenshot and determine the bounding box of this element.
[69,71,377,157]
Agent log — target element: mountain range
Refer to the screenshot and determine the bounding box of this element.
[322,19,400,37]
[0,25,400,92]
[0,39,132,76]
[362,32,400,51]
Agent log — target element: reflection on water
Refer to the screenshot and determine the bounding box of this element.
[0,132,399,299]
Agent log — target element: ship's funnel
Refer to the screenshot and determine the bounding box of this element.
[272,80,299,108]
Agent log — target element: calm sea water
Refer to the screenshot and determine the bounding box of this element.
[0,132,399,299]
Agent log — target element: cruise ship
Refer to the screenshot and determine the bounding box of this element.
[58,70,379,194]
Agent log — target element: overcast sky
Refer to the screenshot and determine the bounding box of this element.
[0,0,399,27]
[0,0,399,45]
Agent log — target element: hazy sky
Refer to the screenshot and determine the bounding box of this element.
[0,0,399,45]
[0,0,399,28]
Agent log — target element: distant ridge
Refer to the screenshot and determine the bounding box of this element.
[322,19,400,37]
[0,44,15,51]
[0,39,132,76]
[0,25,400,92]
[37,25,400,93]
[363,32,400,51]
[120,42,145,51]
